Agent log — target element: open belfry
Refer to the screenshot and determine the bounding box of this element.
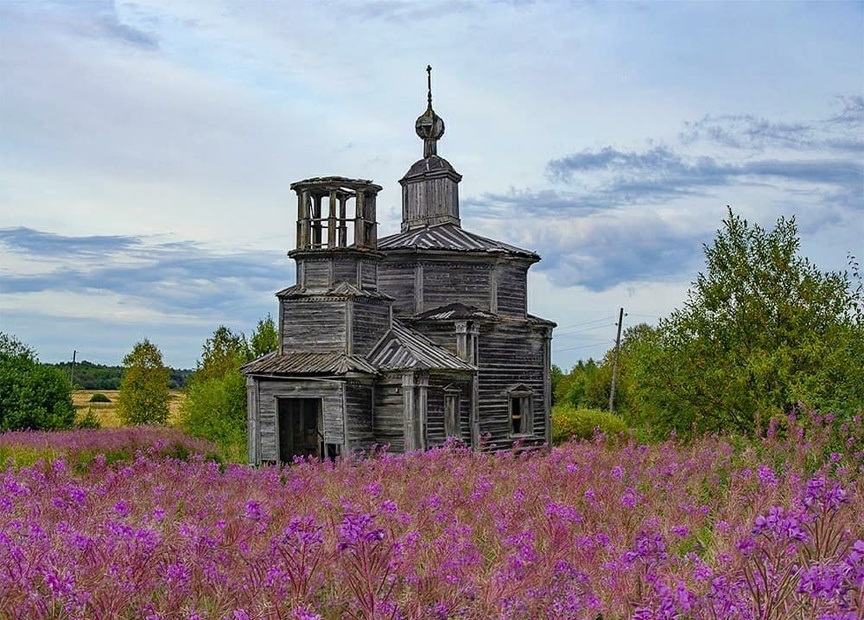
[242,68,555,463]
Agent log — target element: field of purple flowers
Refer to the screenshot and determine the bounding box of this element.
[1,411,862,620]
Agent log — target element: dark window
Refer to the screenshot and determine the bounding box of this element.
[509,392,532,436]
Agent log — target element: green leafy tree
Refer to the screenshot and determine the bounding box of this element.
[180,326,251,457]
[250,313,278,359]
[117,339,171,425]
[626,209,864,435]
[0,333,76,431]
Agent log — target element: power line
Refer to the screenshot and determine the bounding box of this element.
[554,340,614,353]
[554,322,617,337]
[555,315,617,330]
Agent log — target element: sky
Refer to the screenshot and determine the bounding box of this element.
[0,0,862,370]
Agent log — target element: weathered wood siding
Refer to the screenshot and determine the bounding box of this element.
[409,322,458,356]
[281,300,346,353]
[301,258,331,288]
[402,177,459,229]
[426,375,471,446]
[377,262,416,315]
[422,262,491,312]
[345,380,374,450]
[373,374,405,452]
[496,263,528,317]
[476,321,548,447]
[360,261,378,291]
[333,256,361,286]
[252,378,344,463]
[351,300,391,355]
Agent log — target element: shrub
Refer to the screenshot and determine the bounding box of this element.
[552,404,627,444]
[75,406,102,429]
[0,333,76,431]
[88,392,111,403]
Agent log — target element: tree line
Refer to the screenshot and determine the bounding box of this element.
[0,315,278,443]
[45,360,192,390]
[554,209,864,438]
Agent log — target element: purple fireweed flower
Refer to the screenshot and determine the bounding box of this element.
[337,513,384,551]
[624,531,668,564]
[113,500,132,517]
[545,502,583,524]
[757,465,778,487]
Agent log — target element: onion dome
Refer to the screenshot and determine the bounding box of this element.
[415,65,445,157]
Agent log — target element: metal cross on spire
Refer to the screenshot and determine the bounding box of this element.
[426,65,433,107]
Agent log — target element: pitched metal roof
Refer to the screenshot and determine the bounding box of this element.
[241,351,379,376]
[414,302,498,321]
[276,282,393,300]
[368,321,477,372]
[377,223,538,259]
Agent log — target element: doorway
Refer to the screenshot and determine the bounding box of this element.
[277,398,322,462]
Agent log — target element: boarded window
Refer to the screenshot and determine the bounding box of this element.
[444,390,461,438]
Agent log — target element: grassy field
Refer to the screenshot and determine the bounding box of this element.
[72,389,186,427]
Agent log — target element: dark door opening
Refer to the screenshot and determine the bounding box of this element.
[277,398,322,462]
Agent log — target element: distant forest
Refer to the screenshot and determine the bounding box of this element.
[48,361,193,390]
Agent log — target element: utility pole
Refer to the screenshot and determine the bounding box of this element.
[608,308,625,414]
[70,350,77,389]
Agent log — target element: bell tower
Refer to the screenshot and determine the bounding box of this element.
[289,176,383,293]
[400,66,463,232]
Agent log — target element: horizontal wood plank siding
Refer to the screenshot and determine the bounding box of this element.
[374,375,405,452]
[476,322,547,447]
[496,264,528,317]
[345,381,374,450]
[301,259,331,288]
[351,301,391,356]
[360,261,378,290]
[422,262,491,311]
[282,301,346,353]
[333,257,360,287]
[377,263,416,315]
[427,375,471,446]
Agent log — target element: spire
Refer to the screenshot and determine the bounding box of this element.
[415,65,445,158]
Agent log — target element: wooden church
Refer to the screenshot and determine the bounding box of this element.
[241,70,555,464]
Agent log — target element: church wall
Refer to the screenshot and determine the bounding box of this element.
[402,177,459,227]
[422,261,492,312]
[345,380,375,451]
[301,259,331,288]
[360,261,378,290]
[426,375,472,447]
[377,262,416,315]
[333,257,360,287]
[496,263,528,317]
[281,300,347,353]
[351,300,391,356]
[373,374,405,452]
[476,321,548,448]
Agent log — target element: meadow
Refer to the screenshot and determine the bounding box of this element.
[0,410,861,620]
[72,390,186,428]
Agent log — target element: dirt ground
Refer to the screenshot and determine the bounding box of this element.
[72,390,186,427]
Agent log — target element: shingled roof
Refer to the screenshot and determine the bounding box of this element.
[378,223,538,259]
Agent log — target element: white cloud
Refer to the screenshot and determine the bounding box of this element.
[0,0,860,366]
